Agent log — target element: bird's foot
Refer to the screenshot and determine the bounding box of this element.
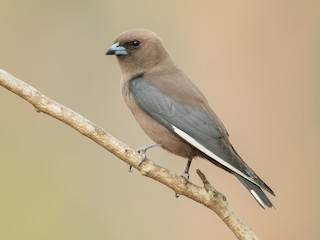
[175,171,190,198]
[181,158,192,184]
[128,143,157,172]
[181,172,190,184]
[175,159,192,198]
[137,142,157,164]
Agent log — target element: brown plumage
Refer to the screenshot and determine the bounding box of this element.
[106,29,275,208]
[113,29,227,158]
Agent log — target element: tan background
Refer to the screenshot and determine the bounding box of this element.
[0,1,319,239]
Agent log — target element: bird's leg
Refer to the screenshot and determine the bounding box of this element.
[128,142,157,172]
[181,158,192,182]
[175,158,193,198]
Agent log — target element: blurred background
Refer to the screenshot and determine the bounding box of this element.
[0,0,319,239]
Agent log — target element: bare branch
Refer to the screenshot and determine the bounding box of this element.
[0,69,259,240]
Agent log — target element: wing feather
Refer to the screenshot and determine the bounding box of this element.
[129,76,274,195]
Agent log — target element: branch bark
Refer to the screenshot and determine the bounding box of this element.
[0,69,259,240]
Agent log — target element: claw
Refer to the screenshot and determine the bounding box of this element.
[181,172,190,184]
[175,172,190,198]
[136,142,156,166]
[175,158,193,198]
[128,143,156,173]
[137,151,147,165]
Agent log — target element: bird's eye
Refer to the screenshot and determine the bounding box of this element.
[131,40,140,48]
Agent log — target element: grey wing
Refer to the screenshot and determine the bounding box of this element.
[128,77,265,188]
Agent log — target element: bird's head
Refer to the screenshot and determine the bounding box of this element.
[106,29,172,78]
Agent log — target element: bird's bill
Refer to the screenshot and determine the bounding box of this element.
[106,42,128,56]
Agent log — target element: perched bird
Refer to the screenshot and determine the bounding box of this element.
[106,29,275,208]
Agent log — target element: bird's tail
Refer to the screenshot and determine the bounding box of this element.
[234,173,274,208]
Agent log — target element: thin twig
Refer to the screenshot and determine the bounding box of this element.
[0,69,259,240]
